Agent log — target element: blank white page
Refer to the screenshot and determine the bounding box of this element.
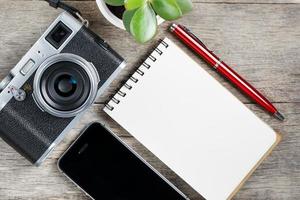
[104,38,278,200]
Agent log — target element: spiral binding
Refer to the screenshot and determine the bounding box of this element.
[136,69,145,76]
[155,48,163,55]
[142,62,151,69]
[160,39,169,48]
[124,83,132,90]
[105,40,169,111]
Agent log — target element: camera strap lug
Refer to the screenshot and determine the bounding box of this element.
[75,12,89,28]
[45,0,89,27]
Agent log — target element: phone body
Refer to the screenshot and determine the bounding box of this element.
[58,122,189,200]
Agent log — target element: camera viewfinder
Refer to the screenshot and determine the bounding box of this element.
[46,22,72,49]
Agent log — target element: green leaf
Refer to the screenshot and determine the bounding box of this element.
[175,0,193,14]
[130,3,157,43]
[125,0,146,10]
[104,0,125,6]
[150,0,182,20]
[123,8,138,32]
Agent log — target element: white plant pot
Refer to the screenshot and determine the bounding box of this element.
[96,0,164,30]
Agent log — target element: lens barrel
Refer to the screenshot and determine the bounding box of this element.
[40,61,91,112]
[33,54,100,118]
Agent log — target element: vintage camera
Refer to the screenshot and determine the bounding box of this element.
[0,12,125,165]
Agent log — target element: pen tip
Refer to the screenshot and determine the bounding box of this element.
[274,111,285,121]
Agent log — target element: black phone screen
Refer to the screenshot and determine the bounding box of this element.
[58,123,187,200]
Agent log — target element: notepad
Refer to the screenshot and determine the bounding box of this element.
[104,38,280,200]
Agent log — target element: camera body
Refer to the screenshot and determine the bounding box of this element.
[0,12,125,165]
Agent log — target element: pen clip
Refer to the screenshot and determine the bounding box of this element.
[181,25,208,49]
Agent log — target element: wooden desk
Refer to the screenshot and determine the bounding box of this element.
[0,0,299,199]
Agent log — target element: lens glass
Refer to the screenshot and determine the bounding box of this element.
[40,61,91,112]
[54,75,77,97]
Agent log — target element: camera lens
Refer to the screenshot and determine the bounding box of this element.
[40,61,91,112]
[33,54,100,118]
[54,75,77,97]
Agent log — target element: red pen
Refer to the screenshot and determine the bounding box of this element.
[170,23,284,121]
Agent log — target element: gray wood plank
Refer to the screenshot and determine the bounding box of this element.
[0,1,299,200]
[0,1,299,104]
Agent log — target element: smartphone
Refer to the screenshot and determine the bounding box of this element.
[58,122,189,200]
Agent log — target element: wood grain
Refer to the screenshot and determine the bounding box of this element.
[0,0,299,200]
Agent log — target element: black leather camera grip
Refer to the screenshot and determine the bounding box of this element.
[0,78,73,164]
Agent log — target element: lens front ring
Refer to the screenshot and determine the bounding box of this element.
[33,53,100,118]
